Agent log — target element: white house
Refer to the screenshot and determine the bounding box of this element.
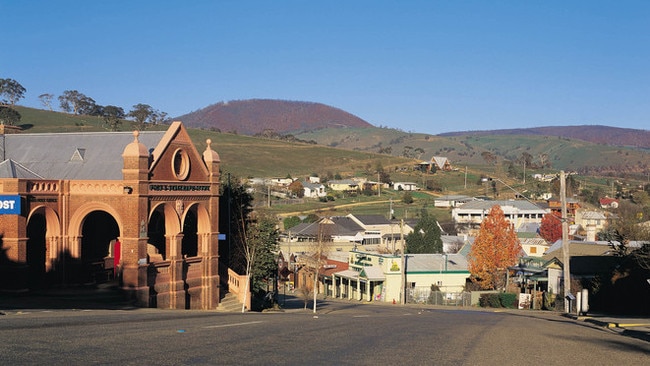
[393,182,418,191]
[303,181,327,198]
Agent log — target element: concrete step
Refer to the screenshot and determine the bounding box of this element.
[218,292,244,312]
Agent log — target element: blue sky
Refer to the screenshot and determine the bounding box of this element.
[3,1,649,134]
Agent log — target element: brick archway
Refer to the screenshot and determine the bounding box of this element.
[68,202,124,259]
[27,205,61,273]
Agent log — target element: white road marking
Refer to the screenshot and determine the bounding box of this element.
[203,321,265,329]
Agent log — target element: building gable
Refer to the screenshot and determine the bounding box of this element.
[149,121,209,181]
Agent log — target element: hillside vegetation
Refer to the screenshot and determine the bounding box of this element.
[295,126,650,176]
[175,99,373,135]
[12,106,412,179]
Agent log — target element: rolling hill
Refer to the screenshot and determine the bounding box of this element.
[10,104,650,177]
[175,99,373,135]
[439,125,650,149]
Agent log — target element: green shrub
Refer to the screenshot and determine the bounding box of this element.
[499,293,517,308]
[479,293,501,308]
[479,293,516,308]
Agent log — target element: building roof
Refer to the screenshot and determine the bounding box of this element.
[302,181,324,189]
[349,214,392,226]
[455,200,545,212]
[1,130,166,180]
[435,195,473,201]
[431,156,449,169]
[289,217,364,237]
[360,266,385,280]
[580,211,608,220]
[520,237,550,247]
[320,258,349,277]
[0,159,43,179]
[328,179,358,186]
[542,240,618,260]
[406,253,468,273]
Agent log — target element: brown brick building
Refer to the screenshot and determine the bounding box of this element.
[0,122,221,309]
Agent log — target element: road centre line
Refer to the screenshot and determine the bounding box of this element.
[204,321,265,329]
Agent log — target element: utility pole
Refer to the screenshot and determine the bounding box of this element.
[377,171,381,197]
[400,219,406,305]
[561,170,571,312]
[464,166,467,189]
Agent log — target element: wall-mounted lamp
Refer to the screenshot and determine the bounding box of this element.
[123,186,133,194]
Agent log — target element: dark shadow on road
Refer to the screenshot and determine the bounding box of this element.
[0,281,138,311]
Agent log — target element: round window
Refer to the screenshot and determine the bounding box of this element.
[172,149,190,180]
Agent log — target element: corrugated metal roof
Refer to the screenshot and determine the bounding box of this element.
[3,131,166,180]
[406,253,468,272]
[351,214,391,225]
[0,159,44,179]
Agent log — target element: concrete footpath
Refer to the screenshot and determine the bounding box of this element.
[567,312,650,342]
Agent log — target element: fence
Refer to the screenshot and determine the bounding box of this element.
[407,286,472,307]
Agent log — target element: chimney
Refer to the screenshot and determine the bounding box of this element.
[586,224,596,242]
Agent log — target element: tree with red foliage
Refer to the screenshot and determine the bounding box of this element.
[539,212,563,243]
[468,205,522,290]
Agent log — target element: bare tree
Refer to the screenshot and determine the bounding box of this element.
[300,219,332,313]
[38,93,54,110]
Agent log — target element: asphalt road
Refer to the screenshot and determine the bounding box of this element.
[1,301,649,365]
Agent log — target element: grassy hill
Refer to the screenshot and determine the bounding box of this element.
[175,99,373,135]
[11,106,648,221]
[295,126,650,176]
[12,106,413,179]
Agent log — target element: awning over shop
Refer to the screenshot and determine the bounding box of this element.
[333,269,360,280]
[360,266,385,281]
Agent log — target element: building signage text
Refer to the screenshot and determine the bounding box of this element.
[149,184,210,192]
[0,195,21,215]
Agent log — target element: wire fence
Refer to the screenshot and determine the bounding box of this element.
[407,287,472,307]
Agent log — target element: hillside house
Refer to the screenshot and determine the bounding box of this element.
[280,214,413,256]
[415,156,452,173]
[269,177,295,187]
[393,182,418,191]
[302,181,326,198]
[434,195,475,208]
[519,238,550,257]
[347,214,413,252]
[599,197,619,209]
[328,179,359,193]
[452,200,547,235]
[548,197,581,217]
[431,156,452,171]
[574,210,609,241]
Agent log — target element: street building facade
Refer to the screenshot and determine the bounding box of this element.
[0,122,221,309]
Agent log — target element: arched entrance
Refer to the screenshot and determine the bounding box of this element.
[26,213,46,289]
[148,209,167,260]
[26,206,61,289]
[79,211,120,284]
[182,209,198,258]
